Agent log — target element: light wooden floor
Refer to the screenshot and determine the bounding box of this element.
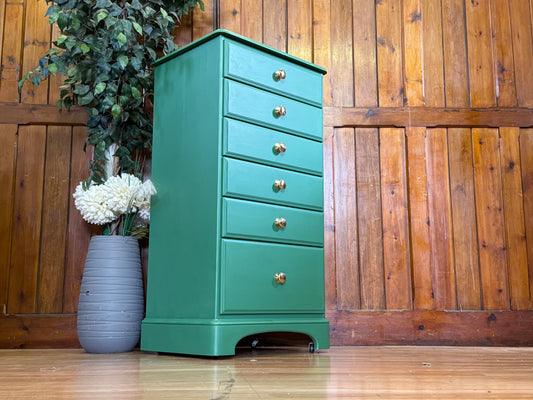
[1,346,533,399]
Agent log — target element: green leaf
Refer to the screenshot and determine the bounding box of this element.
[80,43,90,54]
[116,32,127,47]
[111,104,121,118]
[94,82,106,95]
[77,92,94,106]
[56,35,67,45]
[131,87,141,99]
[97,11,108,22]
[56,99,62,110]
[48,63,58,75]
[132,21,142,35]
[73,84,90,95]
[118,55,129,69]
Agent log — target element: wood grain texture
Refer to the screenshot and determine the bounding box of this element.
[62,127,95,313]
[472,128,509,310]
[489,0,517,107]
[441,0,470,107]
[426,128,455,309]
[312,0,332,106]
[218,0,240,33]
[333,128,360,310]
[20,0,50,104]
[465,0,496,107]
[0,103,87,125]
[36,126,72,313]
[173,9,193,48]
[0,315,78,348]
[328,310,533,346]
[192,0,214,40]
[519,129,533,306]
[287,0,312,62]
[352,0,377,107]
[262,0,287,52]
[323,126,336,310]
[0,124,17,313]
[375,0,403,107]
[509,0,533,107]
[421,0,445,107]
[406,127,433,310]
[7,126,46,314]
[323,106,533,128]
[448,128,482,310]
[240,0,262,42]
[0,0,24,102]
[499,127,531,310]
[402,0,423,106]
[355,128,385,310]
[380,128,412,310]
[329,0,353,107]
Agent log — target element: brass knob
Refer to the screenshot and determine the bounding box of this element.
[274,69,286,81]
[274,179,286,190]
[274,142,286,154]
[275,217,287,229]
[274,106,286,118]
[274,272,287,284]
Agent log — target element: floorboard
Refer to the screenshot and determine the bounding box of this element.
[1,346,532,399]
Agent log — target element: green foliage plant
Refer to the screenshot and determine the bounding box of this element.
[20,0,203,184]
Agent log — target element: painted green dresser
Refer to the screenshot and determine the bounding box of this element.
[141,29,329,356]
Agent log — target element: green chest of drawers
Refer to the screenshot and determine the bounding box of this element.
[141,30,329,356]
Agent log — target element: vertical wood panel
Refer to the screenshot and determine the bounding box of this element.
[62,127,94,313]
[7,126,46,314]
[441,0,469,107]
[448,128,482,310]
[0,124,17,313]
[333,128,360,310]
[323,126,336,310]
[48,24,65,105]
[509,0,533,107]
[380,128,412,310]
[263,0,287,52]
[352,0,378,107]
[218,0,240,33]
[520,129,533,305]
[241,0,263,42]
[489,0,517,107]
[287,0,312,62]
[426,128,455,309]
[36,126,72,313]
[0,0,5,69]
[376,0,403,107]
[192,0,214,40]
[174,11,193,48]
[20,0,50,104]
[500,127,530,310]
[472,128,509,310]
[356,128,385,310]
[422,0,445,107]
[312,0,332,106]
[465,0,496,107]
[402,0,423,106]
[0,0,24,102]
[406,127,433,309]
[330,0,353,107]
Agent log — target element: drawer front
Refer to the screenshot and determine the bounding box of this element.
[220,239,325,314]
[222,198,324,246]
[224,41,323,106]
[223,158,323,211]
[223,118,323,176]
[224,80,323,141]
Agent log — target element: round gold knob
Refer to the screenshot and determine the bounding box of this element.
[274,69,286,81]
[274,179,286,190]
[274,142,286,154]
[274,272,287,284]
[274,217,287,229]
[274,106,286,118]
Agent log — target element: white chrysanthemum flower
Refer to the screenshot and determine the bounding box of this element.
[73,183,117,225]
[103,174,143,214]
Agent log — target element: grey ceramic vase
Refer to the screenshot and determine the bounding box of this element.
[77,235,144,353]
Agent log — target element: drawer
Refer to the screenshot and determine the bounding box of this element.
[223,118,323,176]
[220,239,325,314]
[221,198,323,246]
[224,80,323,141]
[224,40,323,106]
[223,158,323,211]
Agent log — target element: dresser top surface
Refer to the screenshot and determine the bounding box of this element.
[153,29,327,75]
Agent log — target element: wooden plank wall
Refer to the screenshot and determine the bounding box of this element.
[1,0,533,347]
